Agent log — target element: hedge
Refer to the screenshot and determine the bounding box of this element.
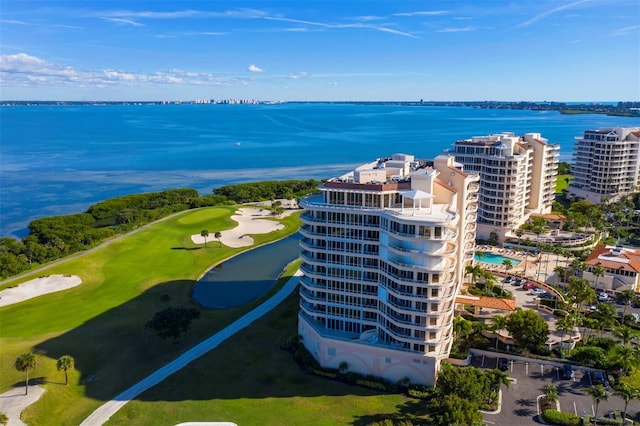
[541,409,582,426]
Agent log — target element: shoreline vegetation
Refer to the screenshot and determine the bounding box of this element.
[0,180,320,281]
[1,100,638,117]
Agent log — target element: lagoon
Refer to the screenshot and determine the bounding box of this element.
[192,233,300,309]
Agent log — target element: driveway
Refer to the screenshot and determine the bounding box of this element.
[472,353,640,425]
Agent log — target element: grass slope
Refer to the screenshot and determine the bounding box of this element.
[107,262,409,426]
[0,206,301,425]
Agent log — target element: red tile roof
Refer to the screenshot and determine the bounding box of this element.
[455,295,516,311]
[585,245,640,273]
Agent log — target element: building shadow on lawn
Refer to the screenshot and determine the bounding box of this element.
[35,280,385,403]
[351,399,429,425]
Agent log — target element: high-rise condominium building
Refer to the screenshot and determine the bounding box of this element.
[298,153,479,386]
[567,127,640,204]
[451,132,559,243]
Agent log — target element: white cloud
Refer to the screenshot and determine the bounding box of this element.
[288,72,309,79]
[437,26,476,33]
[0,53,247,88]
[602,25,639,38]
[393,11,448,17]
[264,16,419,39]
[0,19,28,25]
[101,17,145,27]
[514,0,590,29]
[247,64,265,73]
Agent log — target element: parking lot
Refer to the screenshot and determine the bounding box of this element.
[471,353,640,425]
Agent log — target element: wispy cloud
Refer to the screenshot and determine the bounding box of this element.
[514,0,590,29]
[101,17,145,27]
[0,19,28,25]
[288,72,309,79]
[247,64,264,73]
[393,11,448,17]
[437,26,476,33]
[602,25,639,38]
[96,8,267,20]
[0,53,247,88]
[264,16,419,38]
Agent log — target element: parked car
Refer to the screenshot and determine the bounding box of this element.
[504,276,514,283]
[598,292,609,301]
[561,364,574,379]
[523,282,535,290]
[532,288,547,295]
[539,293,556,300]
[498,357,509,371]
[590,370,606,385]
[515,277,526,285]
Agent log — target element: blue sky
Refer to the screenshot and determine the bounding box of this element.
[1,0,639,101]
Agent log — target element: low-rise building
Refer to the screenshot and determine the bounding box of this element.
[583,245,640,293]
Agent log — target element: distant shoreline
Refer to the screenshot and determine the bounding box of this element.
[1,100,638,117]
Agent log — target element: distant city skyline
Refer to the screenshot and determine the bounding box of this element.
[1,0,639,102]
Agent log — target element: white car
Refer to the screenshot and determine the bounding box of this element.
[597,292,609,301]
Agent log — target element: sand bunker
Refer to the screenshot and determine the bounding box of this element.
[0,274,82,307]
[191,208,296,248]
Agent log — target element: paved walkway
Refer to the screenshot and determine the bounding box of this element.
[80,270,302,426]
[0,386,45,426]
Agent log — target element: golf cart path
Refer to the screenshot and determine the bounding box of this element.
[80,270,302,426]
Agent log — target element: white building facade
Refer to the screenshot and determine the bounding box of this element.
[298,153,478,386]
[568,127,640,204]
[451,132,559,243]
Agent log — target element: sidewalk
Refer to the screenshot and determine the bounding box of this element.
[80,270,302,426]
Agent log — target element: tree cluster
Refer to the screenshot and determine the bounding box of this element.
[1,180,319,279]
[213,179,321,203]
[145,306,201,343]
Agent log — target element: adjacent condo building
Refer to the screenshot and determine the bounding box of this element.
[567,127,640,204]
[450,132,559,243]
[298,153,479,386]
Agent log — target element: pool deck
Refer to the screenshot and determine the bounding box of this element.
[474,245,571,285]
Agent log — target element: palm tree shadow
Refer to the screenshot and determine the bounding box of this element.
[514,407,536,417]
[170,247,202,251]
[515,398,535,407]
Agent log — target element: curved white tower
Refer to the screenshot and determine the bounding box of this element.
[298,153,478,385]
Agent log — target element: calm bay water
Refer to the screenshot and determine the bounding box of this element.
[1,103,638,238]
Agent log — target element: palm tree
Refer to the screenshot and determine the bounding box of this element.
[555,315,576,348]
[56,355,75,385]
[200,229,209,247]
[554,266,567,286]
[612,345,638,376]
[214,231,222,247]
[502,259,513,290]
[465,264,484,288]
[0,412,8,426]
[592,303,618,337]
[617,289,639,323]
[338,361,349,375]
[14,352,37,395]
[453,316,473,341]
[481,270,497,295]
[613,325,638,346]
[592,266,605,293]
[613,383,640,422]
[544,384,558,405]
[585,384,609,425]
[491,314,508,349]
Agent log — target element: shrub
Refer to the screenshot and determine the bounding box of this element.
[541,409,581,426]
[407,385,436,400]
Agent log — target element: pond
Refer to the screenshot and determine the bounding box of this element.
[474,251,521,266]
[192,233,300,309]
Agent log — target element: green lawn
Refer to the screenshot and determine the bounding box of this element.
[556,174,572,194]
[0,206,305,425]
[106,263,410,426]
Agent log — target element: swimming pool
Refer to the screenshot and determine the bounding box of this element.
[474,251,521,266]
